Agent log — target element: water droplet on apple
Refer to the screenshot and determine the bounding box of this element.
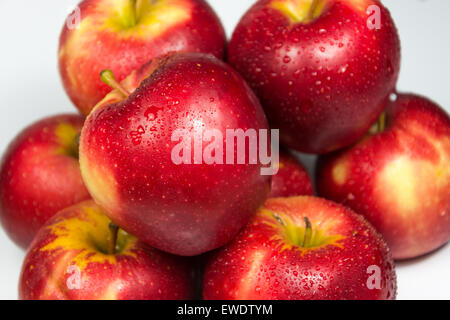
[145,106,162,121]
[389,92,398,102]
[339,64,349,74]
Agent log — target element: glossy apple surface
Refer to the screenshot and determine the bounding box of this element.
[317,94,450,260]
[80,52,271,256]
[203,196,397,300]
[0,114,90,249]
[228,0,400,153]
[19,200,194,300]
[270,149,314,197]
[59,0,226,115]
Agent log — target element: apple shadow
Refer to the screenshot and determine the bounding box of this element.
[395,241,449,267]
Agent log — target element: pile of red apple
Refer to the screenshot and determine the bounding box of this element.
[0,0,448,300]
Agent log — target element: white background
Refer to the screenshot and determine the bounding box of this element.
[0,0,449,300]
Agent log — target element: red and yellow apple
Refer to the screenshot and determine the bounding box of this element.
[316,93,450,260]
[228,0,401,153]
[79,52,271,256]
[0,114,90,249]
[203,196,397,300]
[59,0,226,115]
[270,149,314,197]
[19,200,194,300]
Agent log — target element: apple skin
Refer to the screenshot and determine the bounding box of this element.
[270,149,314,197]
[316,94,450,260]
[80,52,271,256]
[59,0,226,115]
[228,0,401,154]
[0,114,90,249]
[203,196,397,300]
[19,200,194,300]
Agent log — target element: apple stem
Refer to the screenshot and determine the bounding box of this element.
[71,133,81,159]
[307,0,320,21]
[100,69,130,97]
[377,112,386,132]
[131,0,145,25]
[302,217,313,247]
[108,222,119,255]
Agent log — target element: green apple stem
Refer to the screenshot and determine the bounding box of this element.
[130,0,145,25]
[70,133,81,159]
[100,69,130,97]
[108,222,119,255]
[302,217,313,247]
[307,0,320,21]
[377,112,387,132]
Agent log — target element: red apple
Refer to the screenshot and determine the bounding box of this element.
[79,52,271,256]
[59,0,226,115]
[228,0,401,154]
[19,200,193,300]
[270,149,314,197]
[0,114,90,249]
[316,93,450,260]
[203,196,397,300]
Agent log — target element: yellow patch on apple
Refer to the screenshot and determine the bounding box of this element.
[260,208,345,255]
[79,153,121,215]
[54,122,80,157]
[104,0,192,37]
[41,203,137,271]
[332,157,349,185]
[376,136,450,215]
[270,0,374,23]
